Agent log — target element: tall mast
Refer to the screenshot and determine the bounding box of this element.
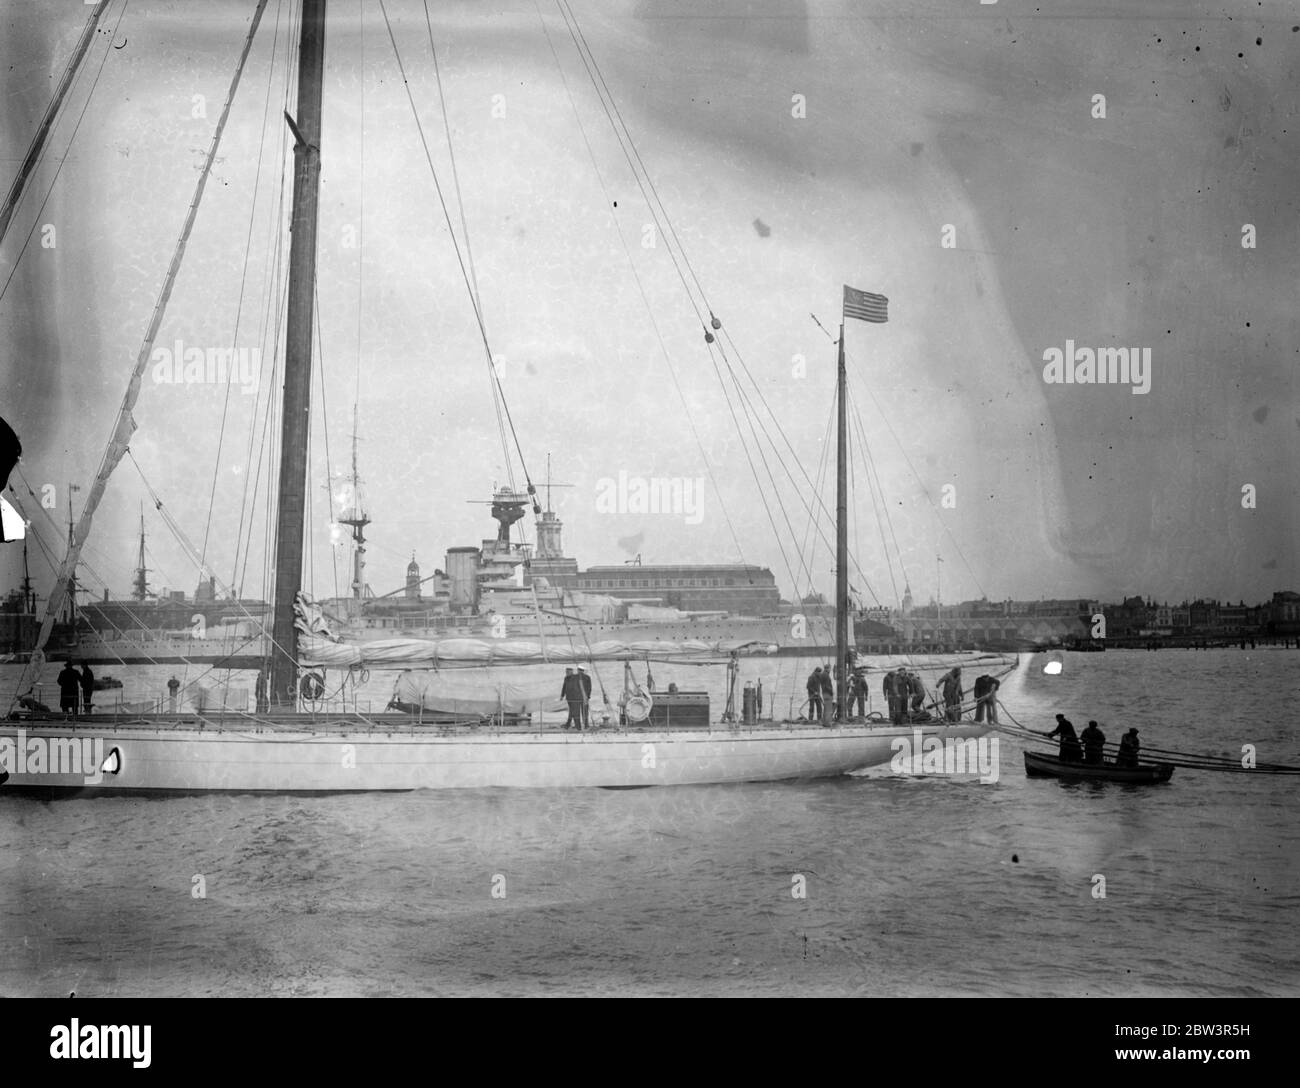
[835,323,848,723]
[65,482,79,624]
[269,0,327,706]
[339,404,370,614]
[0,2,109,248]
[132,503,150,601]
[21,539,34,614]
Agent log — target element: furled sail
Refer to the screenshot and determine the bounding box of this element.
[300,634,776,668]
[390,671,566,716]
[293,591,776,668]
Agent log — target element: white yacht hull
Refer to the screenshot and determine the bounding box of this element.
[0,718,990,793]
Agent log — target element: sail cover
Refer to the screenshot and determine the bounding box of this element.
[299,633,777,668]
[391,670,566,716]
[293,592,777,667]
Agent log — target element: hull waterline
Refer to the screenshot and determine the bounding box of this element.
[0,716,990,793]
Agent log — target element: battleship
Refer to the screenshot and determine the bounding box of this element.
[33,468,899,666]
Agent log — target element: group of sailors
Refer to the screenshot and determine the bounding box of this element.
[803,661,1002,726]
[1047,714,1141,767]
[55,660,95,715]
[560,666,593,730]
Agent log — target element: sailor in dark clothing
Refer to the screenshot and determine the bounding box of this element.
[939,667,963,722]
[819,665,834,724]
[881,669,897,722]
[1047,714,1082,762]
[848,669,867,718]
[57,660,81,716]
[577,666,592,729]
[973,674,1000,723]
[1116,727,1140,768]
[560,668,583,729]
[906,671,925,720]
[1080,719,1106,764]
[807,667,824,723]
[79,662,95,714]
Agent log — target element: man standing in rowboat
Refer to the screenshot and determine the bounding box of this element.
[1117,728,1140,768]
[1080,720,1106,765]
[1047,714,1083,762]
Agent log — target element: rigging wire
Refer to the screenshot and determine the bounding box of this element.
[199,0,283,575]
[550,0,884,620]
[0,0,129,305]
[376,0,536,504]
[530,0,749,567]
[232,0,289,599]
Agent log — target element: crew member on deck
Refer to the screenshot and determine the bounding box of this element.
[561,668,582,729]
[882,669,897,722]
[849,669,867,718]
[973,674,1000,723]
[939,667,963,722]
[1116,727,1140,768]
[577,666,592,729]
[1080,720,1106,764]
[79,662,95,714]
[167,675,180,712]
[57,661,80,717]
[1047,714,1082,762]
[907,670,925,720]
[807,667,824,723]
[820,665,834,724]
[255,668,269,714]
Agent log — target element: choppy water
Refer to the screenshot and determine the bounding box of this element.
[1,649,1297,996]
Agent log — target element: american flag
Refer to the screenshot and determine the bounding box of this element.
[843,285,888,323]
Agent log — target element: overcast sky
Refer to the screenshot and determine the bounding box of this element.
[2,0,1297,612]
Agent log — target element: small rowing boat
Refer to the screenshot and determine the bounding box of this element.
[1024,750,1174,784]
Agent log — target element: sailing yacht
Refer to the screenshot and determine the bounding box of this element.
[0,0,998,793]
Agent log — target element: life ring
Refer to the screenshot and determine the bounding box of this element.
[623,686,653,723]
[300,671,326,701]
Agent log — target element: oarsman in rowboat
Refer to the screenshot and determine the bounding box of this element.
[1080,720,1106,765]
[1116,727,1140,768]
[1047,714,1083,762]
